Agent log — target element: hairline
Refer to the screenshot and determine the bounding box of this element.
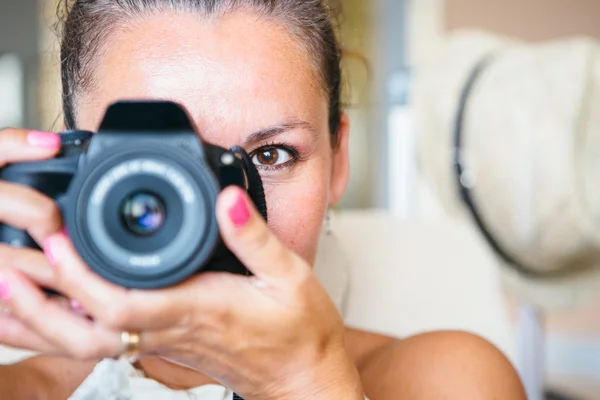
[68,6,332,128]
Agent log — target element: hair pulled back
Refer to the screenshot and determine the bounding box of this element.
[57,0,343,146]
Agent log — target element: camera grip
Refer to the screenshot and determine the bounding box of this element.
[0,131,91,297]
[0,129,92,241]
[0,164,73,297]
[0,164,73,246]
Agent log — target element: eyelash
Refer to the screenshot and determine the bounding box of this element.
[249,141,302,172]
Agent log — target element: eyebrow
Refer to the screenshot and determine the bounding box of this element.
[243,120,319,146]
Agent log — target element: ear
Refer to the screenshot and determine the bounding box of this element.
[329,113,350,205]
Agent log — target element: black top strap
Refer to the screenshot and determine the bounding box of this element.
[230,145,268,221]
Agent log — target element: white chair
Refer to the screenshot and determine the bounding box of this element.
[317,209,515,362]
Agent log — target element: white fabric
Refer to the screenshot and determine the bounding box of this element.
[68,359,233,400]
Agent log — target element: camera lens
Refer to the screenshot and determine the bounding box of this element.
[120,192,166,236]
[67,149,221,289]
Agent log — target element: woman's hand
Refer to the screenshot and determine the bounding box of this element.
[0,183,363,400]
[0,128,63,276]
[0,128,90,349]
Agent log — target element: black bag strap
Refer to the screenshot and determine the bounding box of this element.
[452,54,573,279]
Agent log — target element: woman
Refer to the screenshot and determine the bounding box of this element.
[0,0,526,399]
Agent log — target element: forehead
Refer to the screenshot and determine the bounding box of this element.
[79,11,327,142]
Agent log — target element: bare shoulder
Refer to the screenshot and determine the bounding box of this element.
[347,328,526,400]
[2,356,96,400]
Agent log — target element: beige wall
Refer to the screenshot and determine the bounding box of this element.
[407,0,600,66]
[445,0,600,41]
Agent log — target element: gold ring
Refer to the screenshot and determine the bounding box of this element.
[119,331,142,363]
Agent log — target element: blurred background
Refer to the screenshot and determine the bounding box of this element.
[3,0,600,399]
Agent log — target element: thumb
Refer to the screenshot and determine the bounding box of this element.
[216,186,308,288]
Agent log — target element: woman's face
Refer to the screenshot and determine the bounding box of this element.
[75,11,350,265]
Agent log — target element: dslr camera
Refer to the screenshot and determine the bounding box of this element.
[0,101,267,289]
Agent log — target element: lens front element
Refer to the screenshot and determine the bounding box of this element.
[120,192,166,236]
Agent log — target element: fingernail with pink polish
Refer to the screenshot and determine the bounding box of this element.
[27,131,60,149]
[43,236,57,267]
[228,192,250,228]
[0,276,11,301]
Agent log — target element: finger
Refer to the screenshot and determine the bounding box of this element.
[0,244,55,286]
[46,230,259,332]
[0,314,63,355]
[0,181,63,244]
[44,228,294,373]
[0,296,95,354]
[44,231,194,330]
[0,268,120,360]
[1,296,84,317]
[216,186,309,288]
[0,128,61,167]
[0,296,90,352]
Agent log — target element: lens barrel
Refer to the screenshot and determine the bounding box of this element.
[64,143,221,289]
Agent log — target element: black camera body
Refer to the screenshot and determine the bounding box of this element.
[0,101,267,289]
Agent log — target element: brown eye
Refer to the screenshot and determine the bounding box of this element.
[257,148,279,165]
[251,147,292,167]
